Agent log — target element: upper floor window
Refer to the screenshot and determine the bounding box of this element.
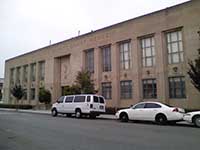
[120,80,132,99]
[120,42,131,70]
[85,49,94,73]
[141,36,155,67]
[169,76,186,98]
[142,79,157,99]
[167,30,184,64]
[102,82,112,99]
[10,68,15,86]
[16,67,21,84]
[102,46,111,72]
[30,63,36,82]
[39,61,45,81]
[23,65,28,83]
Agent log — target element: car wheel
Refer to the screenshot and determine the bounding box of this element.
[193,116,200,128]
[75,109,82,118]
[120,113,129,122]
[156,114,167,125]
[51,108,58,117]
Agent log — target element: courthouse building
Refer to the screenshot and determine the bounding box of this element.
[3,0,200,109]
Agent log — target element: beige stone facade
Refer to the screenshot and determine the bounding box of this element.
[3,0,200,109]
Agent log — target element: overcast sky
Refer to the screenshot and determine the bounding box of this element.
[0,0,189,78]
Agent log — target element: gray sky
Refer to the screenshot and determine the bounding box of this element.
[0,0,189,78]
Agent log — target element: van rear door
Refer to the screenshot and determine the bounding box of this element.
[92,96,100,111]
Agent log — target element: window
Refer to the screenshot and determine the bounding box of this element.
[169,76,186,98]
[23,89,27,100]
[16,67,21,84]
[93,96,99,103]
[167,30,184,64]
[141,36,155,67]
[120,42,131,70]
[99,97,105,104]
[39,61,45,81]
[102,46,111,72]
[65,96,74,103]
[23,65,28,83]
[102,82,112,99]
[85,49,94,73]
[30,88,35,100]
[87,96,91,102]
[74,96,85,103]
[120,80,132,99]
[30,63,36,82]
[143,79,157,99]
[57,96,64,103]
[145,103,161,108]
[134,103,145,109]
[10,68,15,86]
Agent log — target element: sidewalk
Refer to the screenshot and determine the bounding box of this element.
[0,108,116,119]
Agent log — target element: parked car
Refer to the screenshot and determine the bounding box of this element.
[115,101,185,125]
[51,94,106,118]
[183,111,200,128]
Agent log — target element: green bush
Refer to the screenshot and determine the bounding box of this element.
[39,87,51,104]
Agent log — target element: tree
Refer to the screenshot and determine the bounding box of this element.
[10,84,25,109]
[75,70,96,94]
[39,87,51,105]
[188,49,200,92]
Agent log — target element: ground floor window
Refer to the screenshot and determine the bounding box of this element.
[169,76,186,98]
[142,79,157,99]
[120,80,132,99]
[30,88,35,100]
[102,82,112,99]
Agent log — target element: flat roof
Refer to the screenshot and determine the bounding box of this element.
[6,0,191,62]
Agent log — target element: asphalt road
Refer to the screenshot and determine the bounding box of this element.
[0,111,199,150]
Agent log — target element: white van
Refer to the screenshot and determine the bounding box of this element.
[51,94,106,118]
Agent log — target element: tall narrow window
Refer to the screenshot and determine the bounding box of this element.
[16,67,21,84]
[23,65,28,83]
[30,88,35,100]
[120,42,131,70]
[120,80,132,99]
[141,36,155,67]
[143,79,157,99]
[169,76,186,98]
[30,63,36,82]
[167,30,184,64]
[85,49,94,73]
[39,61,45,81]
[102,82,112,99]
[102,46,111,72]
[10,68,15,86]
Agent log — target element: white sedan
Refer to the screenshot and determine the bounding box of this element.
[183,111,200,128]
[115,101,185,125]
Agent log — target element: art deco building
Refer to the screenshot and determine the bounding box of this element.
[3,0,200,109]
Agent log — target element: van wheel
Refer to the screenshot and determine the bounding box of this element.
[120,112,129,122]
[75,109,82,118]
[51,108,57,117]
[156,114,167,125]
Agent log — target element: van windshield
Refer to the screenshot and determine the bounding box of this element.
[99,97,104,103]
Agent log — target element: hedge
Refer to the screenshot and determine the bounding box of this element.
[0,104,33,109]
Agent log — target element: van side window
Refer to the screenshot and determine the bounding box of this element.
[99,97,104,103]
[87,96,90,102]
[93,96,99,103]
[74,96,86,103]
[57,96,64,103]
[65,96,74,103]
